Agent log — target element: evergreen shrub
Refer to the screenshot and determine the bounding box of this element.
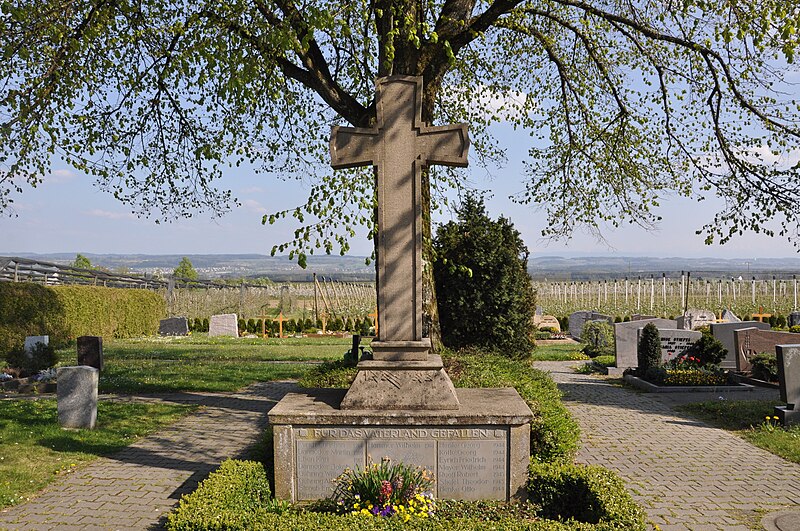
[637,323,661,371]
[750,352,779,382]
[5,341,60,377]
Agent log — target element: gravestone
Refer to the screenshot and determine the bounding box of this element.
[614,318,678,369]
[57,366,98,429]
[208,313,238,337]
[24,335,49,355]
[631,314,657,321]
[637,328,701,364]
[676,309,716,330]
[720,309,741,323]
[77,336,103,371]
[790,312,800,328]
[710,321,770,370]
[775,344,800,426]
[733,328,800,372]
[568,311,613,340]
[534,314,561,332]
[270,76,532,504]
[159,316,189,336]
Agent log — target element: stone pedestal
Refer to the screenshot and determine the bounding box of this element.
[57,366,98,429]
[269,388,532,503]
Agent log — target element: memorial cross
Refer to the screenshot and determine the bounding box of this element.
[273,312,288,339]
[331,76,469,343]
[368,308,379,337]
[753,306,772,323]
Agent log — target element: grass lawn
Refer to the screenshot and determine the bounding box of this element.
[530,342,588,361]
[0,399,194,509]
[676,400,800,464]
[54,335,355,393]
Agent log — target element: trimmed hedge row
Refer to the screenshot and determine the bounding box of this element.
[166,459,646,531]
[0,283,164,353]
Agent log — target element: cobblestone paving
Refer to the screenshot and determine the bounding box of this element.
[536,361,800,531]
[0,381,298,531]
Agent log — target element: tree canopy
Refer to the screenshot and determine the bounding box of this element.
[173,256,199,280]
[72,253,92,269]
[2,1,799,252]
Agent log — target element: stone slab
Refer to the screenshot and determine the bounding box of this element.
[370,339,430,361]
[676,309,716,330]
[57,366,98,429]
[774,405,800,428]
[269,388,532,503]
[568,311,612,340]
[614,318,678,369]
[637,328,701,364]
[208,313,238,337]
[24,335,48,354]
[776,344,800,406]
[76,336,103,370]
[159,316,189,336]
[733,328,800,372]
[710,321,770,370]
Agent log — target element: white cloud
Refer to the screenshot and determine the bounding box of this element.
[85,209,136,220]
[49,169,78,183]
[242,199,265,213]
[240,186,265,194]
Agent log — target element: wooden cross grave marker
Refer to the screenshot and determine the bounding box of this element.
[273,312,288,339]
[331,76,469,345]
[368,308,378,337]
[753,306,772,323]
[257,314,270,338]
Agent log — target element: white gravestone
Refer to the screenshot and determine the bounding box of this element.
[208,313,238,337]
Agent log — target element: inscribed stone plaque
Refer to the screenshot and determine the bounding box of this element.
[367,440,436,473]
[159,316,189,336]
[437,440,507,500]
[208,313,238,337]
[77,336,103,370]
[734,328,800,372]
[637,329,701,363]
[296,439,365,500]
[777,344,800,406]
[614,318,677,369]
[710,321,769,370]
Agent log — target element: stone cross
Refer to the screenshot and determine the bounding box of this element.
[331,75,469,351]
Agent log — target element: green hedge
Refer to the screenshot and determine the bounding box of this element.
[0,283,164,353]
[166,459,645,531]
[527,462,646,530]
[167,460,272,531]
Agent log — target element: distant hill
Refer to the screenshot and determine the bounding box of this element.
[5,252,799,281]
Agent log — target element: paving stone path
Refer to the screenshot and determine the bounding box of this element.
[536,361,800,531]
[0,381,298,531]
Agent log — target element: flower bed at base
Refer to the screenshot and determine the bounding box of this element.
[623,373,754,393]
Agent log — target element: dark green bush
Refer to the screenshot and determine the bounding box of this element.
[4,342,60,377]
[750,352,779,382]
[637,323,661,371]
[769,315,777,328]
[193,318,202,332]
[613,316,622,323]
[238,319,247,333]
[202,318,210,332]
[0,283,70,353]
[527,461,646,529]
[580,321,614,358]
[687,333,727,366]
[434,195,536,358]
[166,459,272,530]
[247,319,257,334]
[776,315,787,328]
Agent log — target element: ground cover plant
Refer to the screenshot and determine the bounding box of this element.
[51,335,352,393]
[0,399,194,509]
[530,343,588,362]
[676,400,800,464]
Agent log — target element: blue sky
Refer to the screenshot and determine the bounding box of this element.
[2,120,799,260]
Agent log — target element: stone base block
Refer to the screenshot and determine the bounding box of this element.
[371,339,430,361]
[269,388,532,503]
[57,366,98,429]
[340,355,459,410]
[775,405,800,427]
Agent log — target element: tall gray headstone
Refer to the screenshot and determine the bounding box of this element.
[77,336,103,371]
[775,344,800,426]
[208,313,238,337]
[569,311,613,340]
[24,335,49,355]
[159,316,189,336]
[637,328,701,364]
[710,321,770,370]
[614,318,678,369]
[57,366,99,429]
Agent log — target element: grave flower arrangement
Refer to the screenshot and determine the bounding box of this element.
[331,457,436,522]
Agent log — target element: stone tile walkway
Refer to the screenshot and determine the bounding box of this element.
[0,381,298,531]
[536,361,800,531]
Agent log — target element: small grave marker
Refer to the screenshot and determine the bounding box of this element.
[159,317,189,336]
[273,312,288,339]
[77,336,103,370]
[57,366,98,429]
[752,306,772,323]
[367,308,378,337]
[208,313,238,337]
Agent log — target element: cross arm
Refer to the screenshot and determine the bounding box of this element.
[330,126,379,170]
[418,124,470,168]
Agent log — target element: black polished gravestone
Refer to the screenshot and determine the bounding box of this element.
[77,336,103,371]
[159,316,190,336]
